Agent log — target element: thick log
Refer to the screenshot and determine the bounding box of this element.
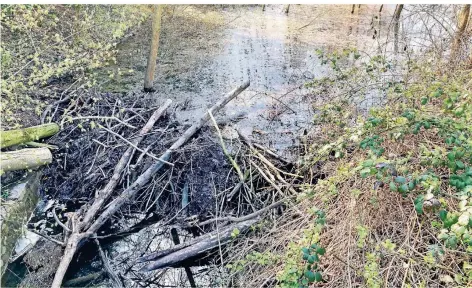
[139,219,258,272]
[0,148,52,172]
[51,82,249,288]
[1,123,59,149]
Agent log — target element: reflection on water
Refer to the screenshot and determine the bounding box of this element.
[154,5,397,158]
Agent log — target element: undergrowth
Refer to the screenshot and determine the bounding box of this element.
[0,4,150,128]
[231,48,472,287]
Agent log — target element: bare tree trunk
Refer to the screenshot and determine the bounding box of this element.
[351,4,355,14]
[144,5,164,92]
[284,4,290,15]
[451,4,471,63]
[262,4,265,12]
[394,4,404,54]
[379,4,384,13]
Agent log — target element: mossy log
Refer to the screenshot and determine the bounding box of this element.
[0,148,52,173]
[0,123,59,149]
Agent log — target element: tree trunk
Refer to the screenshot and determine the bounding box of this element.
[351,4,355,14]
[394,4,404,54]
[0,147,52,172]
[451,4,471,62]
[0,123,59,149]
[144,5,164,92]
[139,219,258,272]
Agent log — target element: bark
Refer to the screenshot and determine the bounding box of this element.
[284,5,290,15]
[63,272,104,287]
[351,4,355,14]
[0,123,59,149]
[0,147,52,172]
[51,82,249,288]
[379,4,384,13]
[451,4,471,62]
[139,219,258,272]
[144,5,164,92]
[394,4,404,54]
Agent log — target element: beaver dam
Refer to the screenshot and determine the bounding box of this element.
[2,4,472,288]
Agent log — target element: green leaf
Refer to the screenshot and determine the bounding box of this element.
[408,181,416,190]
[301,247,310,254]
[447,152,455,161]
[395,176,406,184]
[456,161,465,170]
[389,182,397,192]
[439,210,447,221]
[362,160,374,167]
[316,247,326,255]
[305,270,316,282]
[447,160,457,170]
[398,184,409,194]
[307,255,316,264]
[421,97,428,105]
[360,168,371,178]
[414,196,424,215]
[314,271,323,282]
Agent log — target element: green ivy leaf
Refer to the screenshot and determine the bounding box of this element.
[447,152,455,162]
[314,271,323,282]
[316,247,326,255]
[305,270,316,282]
[456,161,465,170]
[398,184,409,194]
[421,97,428,105]
[389,182,397,192]
[414,195,424,215]
[395,176,406,184]
[439,210,447,221]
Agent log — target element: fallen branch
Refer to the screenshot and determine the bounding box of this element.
[94,237,123,288]
[0,147,52,173]
[51,82,249,288]
[1,123,59,148]
[189,198,286,227]
[139,219,258,272]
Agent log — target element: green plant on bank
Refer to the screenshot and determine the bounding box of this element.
[0,4,150,127]
[277,210,326,287]
[299,46,472,285]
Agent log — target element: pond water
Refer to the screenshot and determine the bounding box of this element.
[109,4,398,159]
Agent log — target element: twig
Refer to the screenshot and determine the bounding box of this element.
[94,237,124,288]
[28,229,64,246]
[53,208,71,232]
[209,110,244,181]
[190,198,287,227]
[99,125,173,166]
[64,116,137,129]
